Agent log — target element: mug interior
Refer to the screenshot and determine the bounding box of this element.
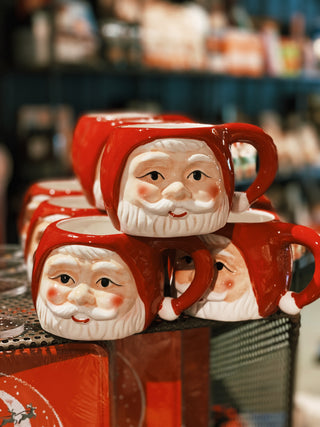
[123,122,211,129]
[227,208,275,223]
[56,215,120,235]
[49,195,93,209]
[39,179,81,192]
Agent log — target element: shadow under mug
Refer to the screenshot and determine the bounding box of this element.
[99,122,278,237]
[173,209,320,321]
[31,215,213,340]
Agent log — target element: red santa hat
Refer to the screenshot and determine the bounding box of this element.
[71,111,192,205]
[213,217,320,317]
[99,122,278,230]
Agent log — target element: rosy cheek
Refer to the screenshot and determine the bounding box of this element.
[137,184,159,202]
[47,286,68,305]
[208,184,220,199]
[137,184,152,198]
[215,279,234,292]
[111,294,123,308]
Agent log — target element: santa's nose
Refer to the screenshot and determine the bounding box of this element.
[162,181,191,201]
[68,283,96,306]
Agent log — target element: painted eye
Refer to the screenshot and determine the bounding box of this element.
[59,274,74,285]
[215,262,225,271]
[96,277,121,288]
[187,170,210,181]
[137,171,165,181]
[98,278,110,288]
[215,262,233,272]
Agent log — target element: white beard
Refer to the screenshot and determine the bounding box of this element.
[117,196,230,237]
[179,287,261,321]
[36,294,146,340]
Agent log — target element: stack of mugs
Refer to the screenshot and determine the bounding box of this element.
[20,111,320,341]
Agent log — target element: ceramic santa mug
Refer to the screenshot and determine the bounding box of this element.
[72,111,192,209]
[24,195,103,282]
[31,215,213,341]
[99,122,278,238]
[173,209,320,321]
[18,178,83,249]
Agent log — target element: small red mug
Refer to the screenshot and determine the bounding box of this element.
[99,122,278,237]
[31,215,213,340]
[24,195,102,281]
[174,209,320,321]
[18,178,83,249]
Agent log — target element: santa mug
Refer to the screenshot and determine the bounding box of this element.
[24,195,103,282]
[173,209,320,321]
[72,111,192,209]
[18,178,83,249]
[99,122,278,238]
[31,215,213,341]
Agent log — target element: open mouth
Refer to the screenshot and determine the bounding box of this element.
[168,210,187,218]
[72,315,90,323]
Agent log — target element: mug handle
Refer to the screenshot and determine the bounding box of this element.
[219,123,278,212]
[277,222,320,315]
[156,237,214,321]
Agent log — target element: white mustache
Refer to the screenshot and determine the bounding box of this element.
[138,197,215,215]
[46,300,118,321]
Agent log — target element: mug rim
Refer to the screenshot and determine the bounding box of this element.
[56,215,121,236]
[48,195,93,209]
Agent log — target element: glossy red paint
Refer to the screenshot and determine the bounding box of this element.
[99,122,278,231]
[214,218,320,316]
[32,216,213,338]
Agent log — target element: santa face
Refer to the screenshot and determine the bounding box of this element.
[174,234,261,321]
[36,244,145,340]
[118,138,230,237]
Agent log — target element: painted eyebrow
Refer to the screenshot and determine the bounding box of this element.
[91,261,126,273]
[213,249,235,260]
[47,257,79,269]
[135,151,170,162]
[187,154,215,163]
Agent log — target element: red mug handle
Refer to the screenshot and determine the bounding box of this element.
[277,222,320,314]
[154,237,214,321]
[219,123,278,212]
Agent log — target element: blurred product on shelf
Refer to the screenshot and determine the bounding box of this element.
[260,111,320,173]
[16,104,75,181]
[10,0,320,76]
[54,0,100,64]
[231,142,257,180]
[140,1,209,71]
[13,0,100,66]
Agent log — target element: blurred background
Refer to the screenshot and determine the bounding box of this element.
[1,0,320,423]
